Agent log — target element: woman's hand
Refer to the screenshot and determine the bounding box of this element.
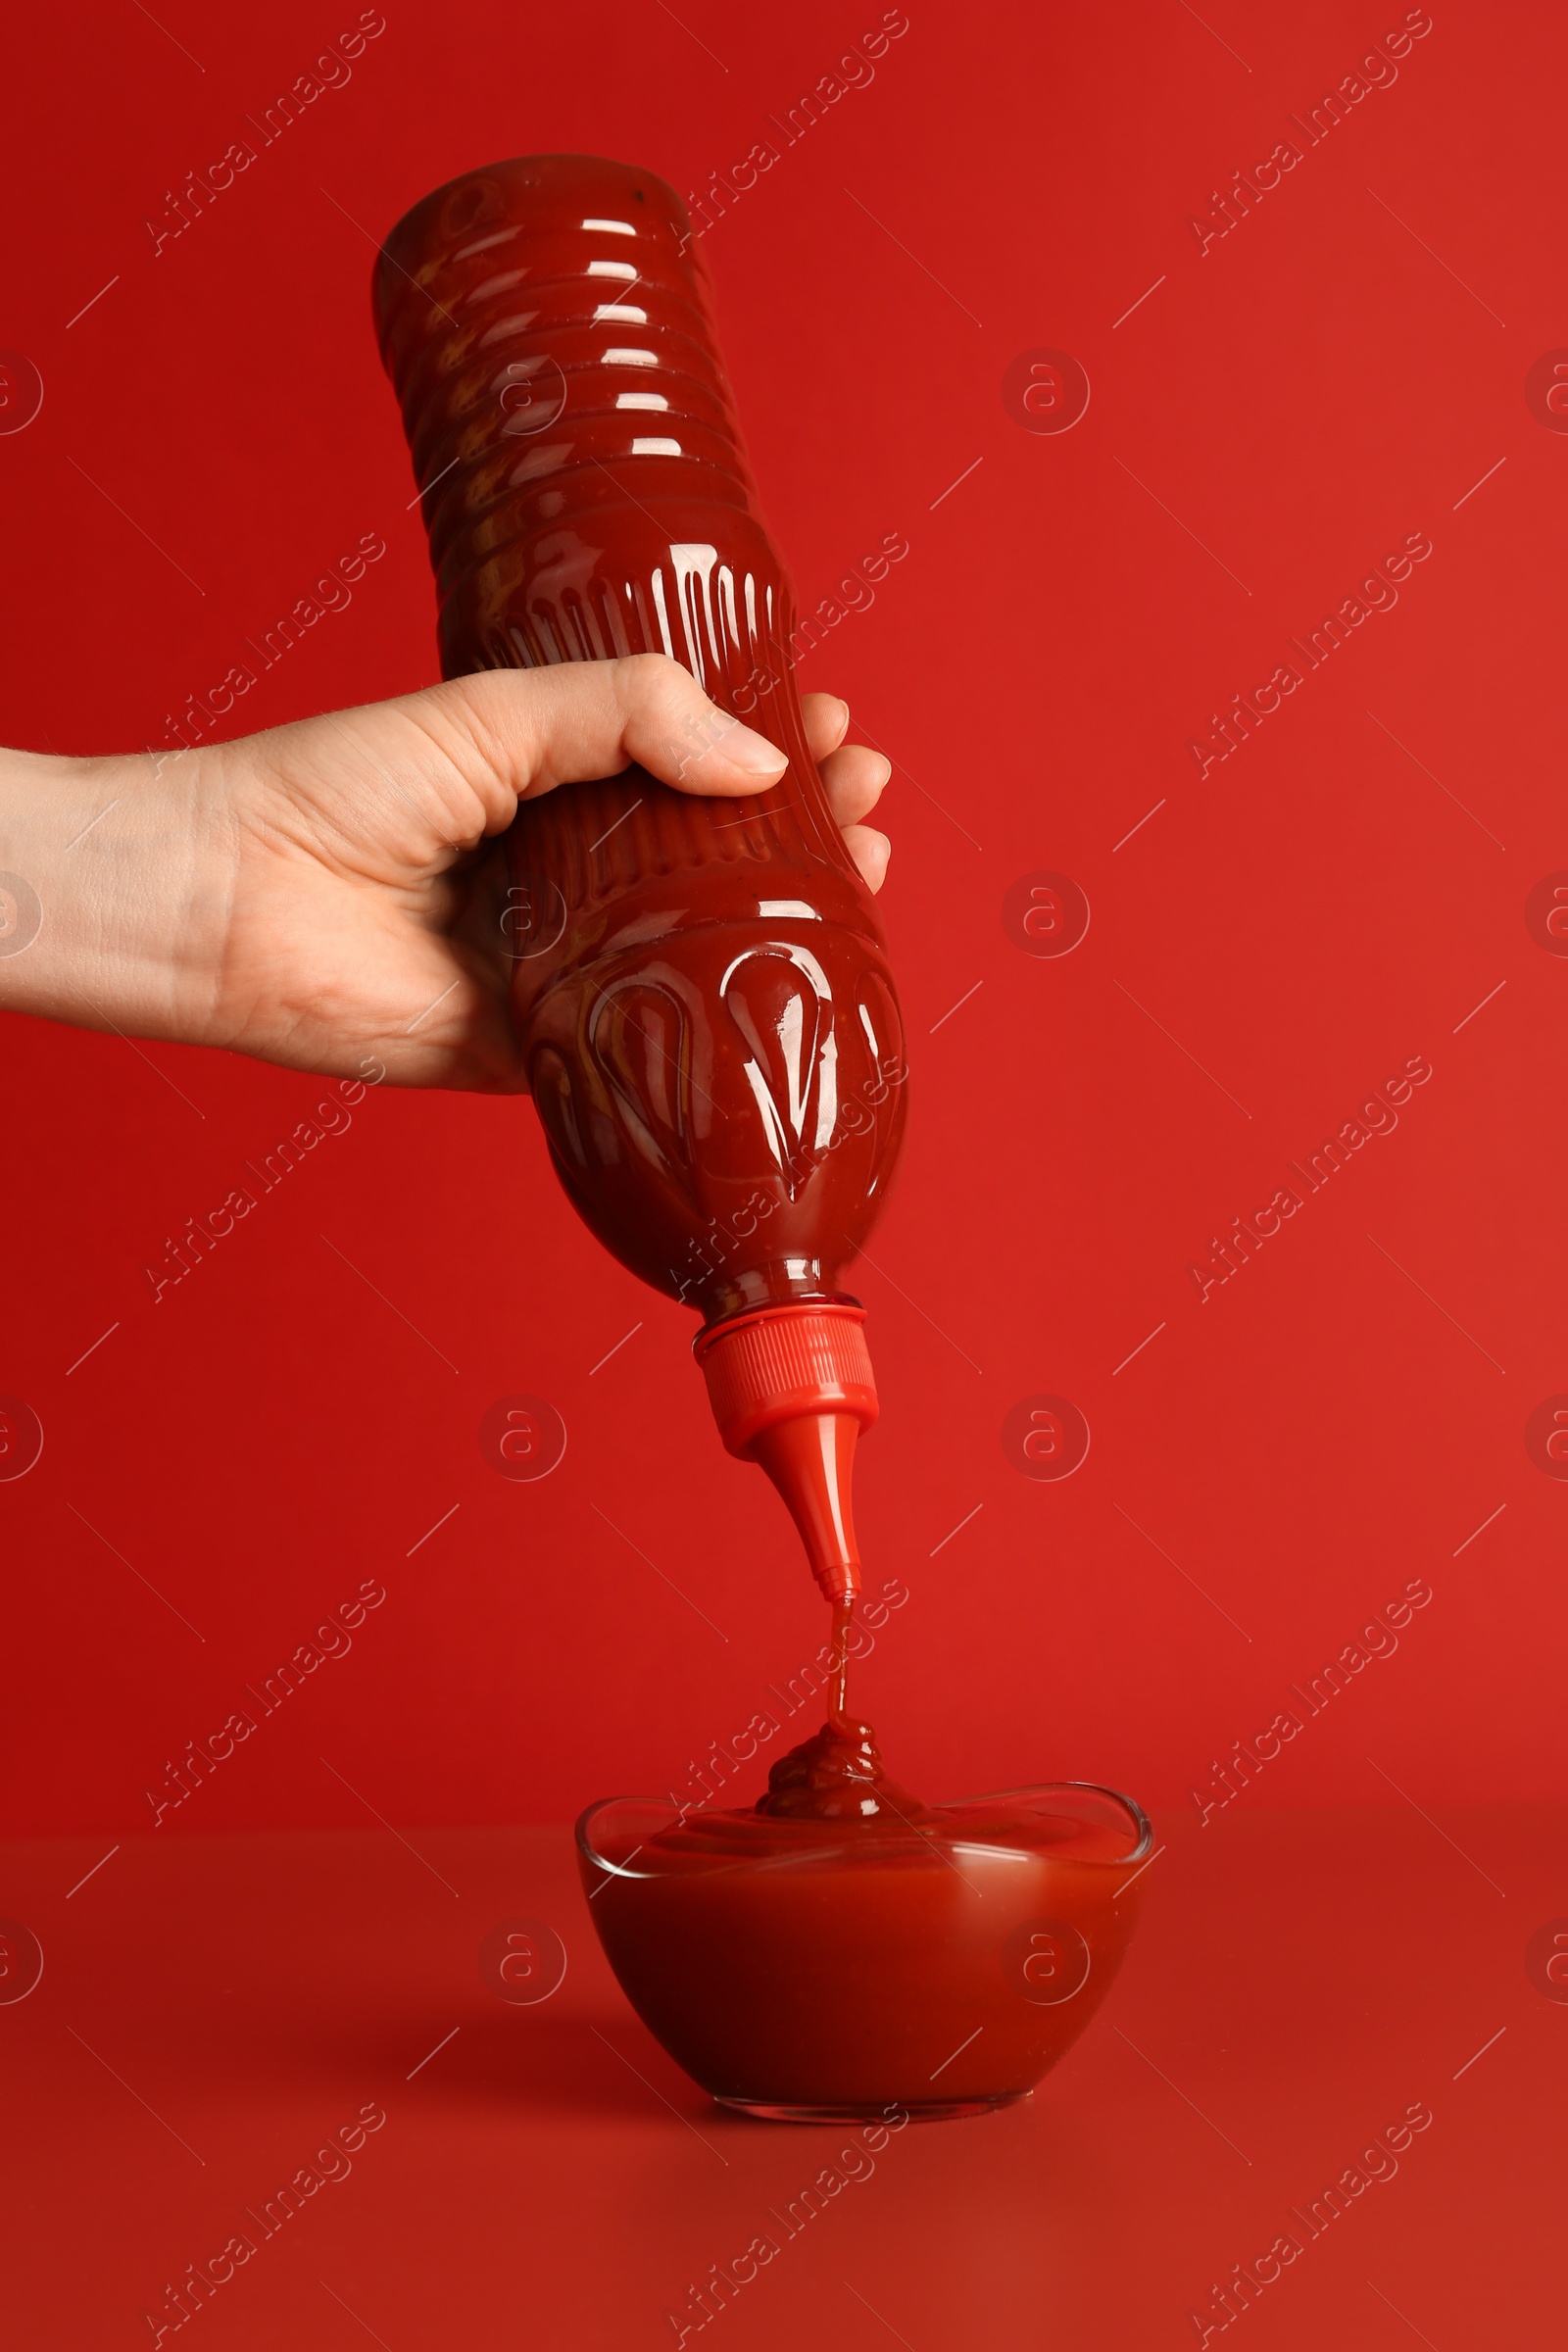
[0,657,891,1090]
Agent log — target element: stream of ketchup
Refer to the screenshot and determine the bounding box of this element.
[753,1596,927,1826]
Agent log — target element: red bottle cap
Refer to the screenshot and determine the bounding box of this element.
[695,1303,878,1604]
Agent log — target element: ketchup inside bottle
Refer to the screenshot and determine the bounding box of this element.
[373,152,907,1610]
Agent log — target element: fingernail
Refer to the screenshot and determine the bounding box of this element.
[717,720,788,776]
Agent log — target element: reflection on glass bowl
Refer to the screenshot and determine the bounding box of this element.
[577,1781,1152,2123]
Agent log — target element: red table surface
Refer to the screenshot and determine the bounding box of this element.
[2,1804,1562,2348]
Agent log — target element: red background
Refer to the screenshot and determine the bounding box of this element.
[5,10,1565,2350]
[3,0,1562,1842]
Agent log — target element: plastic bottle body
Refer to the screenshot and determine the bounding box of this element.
[373,155,908,1592]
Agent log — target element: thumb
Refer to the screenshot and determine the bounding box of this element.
[429,653,790,832]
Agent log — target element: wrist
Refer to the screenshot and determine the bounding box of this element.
[0,744,229,1044]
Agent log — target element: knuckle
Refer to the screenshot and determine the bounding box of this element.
[618,651,680,695]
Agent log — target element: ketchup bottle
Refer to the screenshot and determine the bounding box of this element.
[372,155,908,1603]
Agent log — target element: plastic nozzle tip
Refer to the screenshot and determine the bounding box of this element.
[749,1413,863,1602]
[694,1302,877,1602]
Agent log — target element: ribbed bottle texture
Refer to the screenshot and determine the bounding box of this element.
[373,155,908,1337]
[372,154,856,929]
[697,1305,878,1457]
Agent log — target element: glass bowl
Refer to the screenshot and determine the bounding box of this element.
[576,1781,1152,2122]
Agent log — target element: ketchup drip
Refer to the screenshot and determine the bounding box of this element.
[827,1593,854,1721]
[755,1715,929,1824]
[757,1596,927,1823]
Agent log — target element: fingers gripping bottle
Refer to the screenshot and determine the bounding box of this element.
[372,155,908,1602]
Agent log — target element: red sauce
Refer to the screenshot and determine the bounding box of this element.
[578,1601,1151,2121]
[756,1598,927,1823]
[755,1713,927,1825]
